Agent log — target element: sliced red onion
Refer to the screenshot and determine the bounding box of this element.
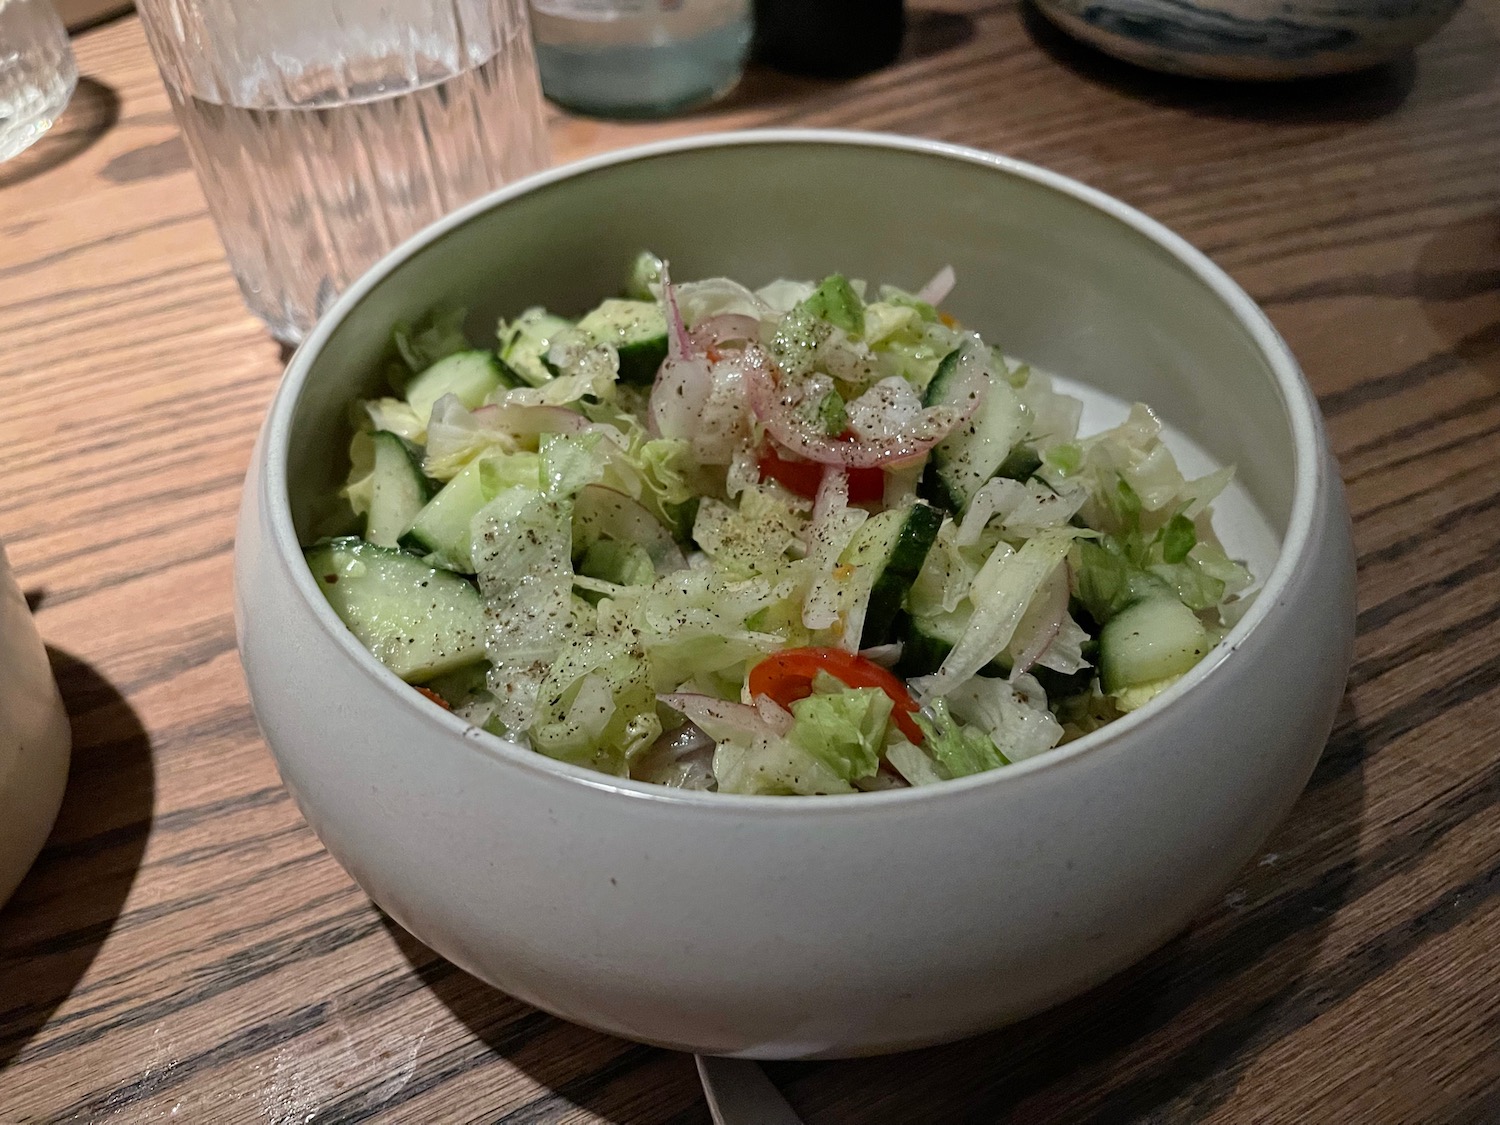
[574,484,686,573]
[660,693,779,742]
[811,464,850,527]
[633,722,717,789]
[859,642,903,668]
[689,313,763,353]
[661,263,694,362]
[648,354,713,441]
[1009,561,1070,677]
[751,694,795,736]
[652,720,716,759]
[916,264,956,306]
[745,353,978,469]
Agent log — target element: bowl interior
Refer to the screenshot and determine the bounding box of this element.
[286,135,1298,588]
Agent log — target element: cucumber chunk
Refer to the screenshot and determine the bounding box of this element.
[894,609,1010,679]
[399,453,544,572]
[574,298,668,385]
[624,250,664,301]
[859,501,944,648]
[405,350,511,424]
[365,431,431,548]
[921,344,1028,514]
[500,308,574,387]
[1098,596,1209,696]
[306,537,485,683]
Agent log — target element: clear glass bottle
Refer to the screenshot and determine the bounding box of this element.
[529,0,751,119]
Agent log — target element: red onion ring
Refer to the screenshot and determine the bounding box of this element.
[689,313,763,353]
[916,265,956,306]
[745,348,982,469]
[1009,561,1070,677]
[660,693,783,739]
[661,264,693,362]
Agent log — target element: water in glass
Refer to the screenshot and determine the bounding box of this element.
[137,0,549,344]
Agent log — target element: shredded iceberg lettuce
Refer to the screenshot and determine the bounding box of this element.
[786,677,893,782]
[322,259,1257,794]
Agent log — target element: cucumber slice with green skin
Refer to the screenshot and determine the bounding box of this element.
[500,308,574,387]
[423,660,491,707]
[995,445,1042,482]
[893,610,1010,679]
[577,539,655,587]
[574,298,668,385]
[920,345,1028,515]
[1098,596,1209,694]
[399,456,499,572]
[405,350,513,424]
[624,250,664,301]
[859,501,945,648]
[365,431,431,548]
[306,537,485,683]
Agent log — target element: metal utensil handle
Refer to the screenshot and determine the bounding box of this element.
[696,1055,806,1125]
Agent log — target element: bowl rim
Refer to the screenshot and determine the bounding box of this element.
[260,127,1326,814]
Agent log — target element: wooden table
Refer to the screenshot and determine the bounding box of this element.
[3,2,1499,1120]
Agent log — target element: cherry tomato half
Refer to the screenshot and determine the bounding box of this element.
[757,443,885,504]
[748,646,924,744]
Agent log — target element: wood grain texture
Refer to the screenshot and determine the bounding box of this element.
[2,1,1498,1120]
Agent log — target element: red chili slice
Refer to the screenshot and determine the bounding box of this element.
[748,647,924,744]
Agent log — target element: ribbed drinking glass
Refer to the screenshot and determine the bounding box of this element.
[135,0,550,343]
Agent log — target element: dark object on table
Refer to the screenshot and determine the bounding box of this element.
[752,0,904,78]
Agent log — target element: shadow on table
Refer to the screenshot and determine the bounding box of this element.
[384,917,707,1125]
[0,78,121,191]
[0,644,154,1073]
[1018,1,1418,125]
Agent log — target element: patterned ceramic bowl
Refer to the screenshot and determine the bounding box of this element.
[1032,0,1464,80]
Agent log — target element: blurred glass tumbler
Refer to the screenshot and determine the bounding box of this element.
[0,0,78,163]
[136,0,550,345]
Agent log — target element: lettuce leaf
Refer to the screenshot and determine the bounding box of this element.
[944,674,1063,763]
[472,486,577,734]
[914,698,1008,778]
[528,607,660,776]
[787,683,893,782]
[712,735,857,796]
[540,432,607,498]
[390,306,470,386]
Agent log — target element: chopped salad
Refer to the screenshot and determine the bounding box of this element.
[308,255,1254,794]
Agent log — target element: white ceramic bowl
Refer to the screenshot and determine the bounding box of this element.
[1032,0,1464,80]
[0,541,71,909]
[235,131,1355,1059]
